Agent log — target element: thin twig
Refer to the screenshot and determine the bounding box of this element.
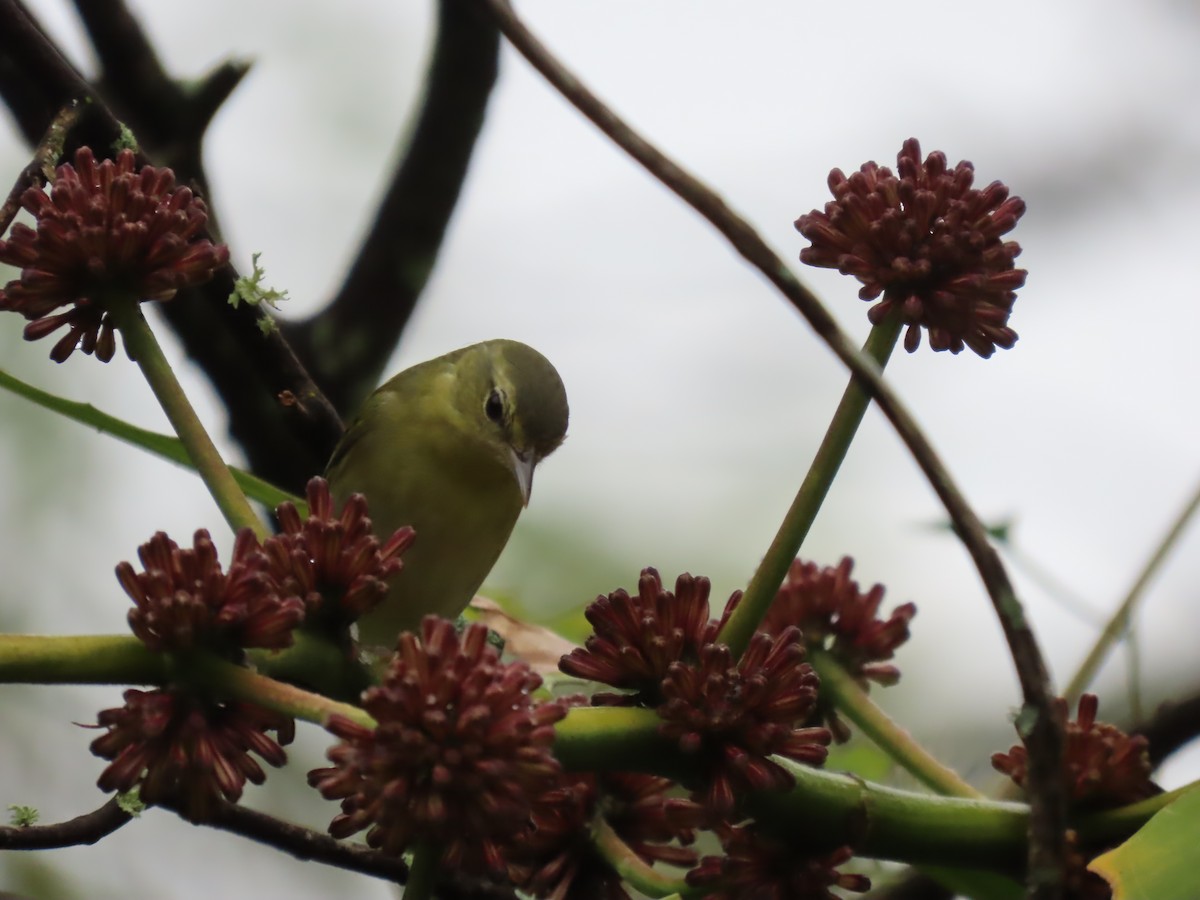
[158,797,518,898]
[158,796,409,883]
[0,798,132,849]
[478,1,1065,894]
[1065,473,1200,703]
[0,101,81,237]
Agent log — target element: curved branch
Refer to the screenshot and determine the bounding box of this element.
[159,797,517,898]
[0,798,131,849]
[282,0,502,416]
[477,1,1065,894]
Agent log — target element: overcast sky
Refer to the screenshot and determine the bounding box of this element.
[3,3,1200,897]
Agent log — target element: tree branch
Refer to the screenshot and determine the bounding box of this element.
[282,0,502,416]
[0,798,131,849]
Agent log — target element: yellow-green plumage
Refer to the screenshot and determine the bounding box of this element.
[326,339,568,647]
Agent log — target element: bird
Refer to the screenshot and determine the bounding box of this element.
[325,339,569,648]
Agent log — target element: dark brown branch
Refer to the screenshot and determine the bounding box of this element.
[477,1,1065,895]
[158,797,516,899]
[1137,689,1200,768]
[69,0,250,210]
[0,798,131,849]
[282,0,502,416]
[0,0,342,490]
[156,796,410,883]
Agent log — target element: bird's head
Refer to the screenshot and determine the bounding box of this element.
[468,340,569,505]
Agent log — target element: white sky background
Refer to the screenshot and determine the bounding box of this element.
[2,1,1200,897]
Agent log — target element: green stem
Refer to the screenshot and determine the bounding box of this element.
[403,841,441,899]
[719,313,903,657]
[0,633,165,684]
[0,634,370,728]
[1064,473,1200,702]
[0,366,299,510]
[592,817,697,898]
[106,296,267,540]
[809,648,980,799]
[189,653,371,728]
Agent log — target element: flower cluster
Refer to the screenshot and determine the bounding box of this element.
[266,477,415,631]
[0,147,228,362]
[795,138,1026,357]
[95,480,413,820]
[91,688,293,822]
[559,568,732,705]
[687,824,870,900]
[310,617,567,875]
[561,569,830,818]
[764,557,915,741]
[509,771,704,899]
[992,694,1155,807]
[658,628,830,815]
[118,528,304,654]
[765,557,914,686]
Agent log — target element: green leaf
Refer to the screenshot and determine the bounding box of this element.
[1090,784,1200,899]
[0,367,301,511]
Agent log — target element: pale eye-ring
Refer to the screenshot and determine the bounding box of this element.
[484,387,506,424]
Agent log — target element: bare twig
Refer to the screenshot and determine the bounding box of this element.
[157,796,517,898]
[0,798,131,849]
[1065,473,1200,703]
[478,2,1065,894]
[282,0,503,416]
[0,101,80,236]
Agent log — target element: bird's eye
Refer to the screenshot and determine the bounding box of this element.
[484,387,506,424]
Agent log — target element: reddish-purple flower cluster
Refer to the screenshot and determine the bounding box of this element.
[764,557,915,741]
[765,557,915,686]
[992,693,1155,807]
[119,528,304,654]
[795,138,1026,357]
[560,569,728,705]
[658,628,829,815]
[309,617,567,875]
[688,824,869,900]
[509,771,705,899]
[0,147,228,362]
[93,479,413,820]
[266,477,415,630]
[91,688,293,822]
[561,568,831,818]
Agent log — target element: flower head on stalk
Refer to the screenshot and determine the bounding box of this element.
[559,568,733,705]
[992,693,1156,807]
[265,477,415,631]
[310,617,567,876]
[764,557,915,741]
[91,688,293,822]
[0,147,228,362]
[658,628,830,816]
[795,138,1026,357]
[509,771,705,900]
[118,528,304,655]
[688,824,870,900]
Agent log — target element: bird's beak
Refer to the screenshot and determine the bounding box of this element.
[509,449,535,507]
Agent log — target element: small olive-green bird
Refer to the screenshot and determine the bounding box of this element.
[325,339,569,648]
